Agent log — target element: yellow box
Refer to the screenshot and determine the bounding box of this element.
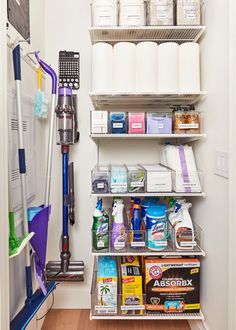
[121,256,143,315]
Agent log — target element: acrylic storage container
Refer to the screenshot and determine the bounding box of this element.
[110,165,128,193]
[92,165,110,193]
[172,170,202,193]
[176,0,201,26]
[91,0,118,27]
[128,112,146,134]
[140,164,172,192]
[91,111,108,134]
[173,106,201,134]
[109,112,127,134]
[147,0,174,26]
[127,165,145,193]
[119,0,146,26]
[146,112,172,134]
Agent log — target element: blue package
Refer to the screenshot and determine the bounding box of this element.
[98,256,117,278]
[109,112,127,134]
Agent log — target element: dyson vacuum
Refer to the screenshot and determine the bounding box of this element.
[46,87,84,281]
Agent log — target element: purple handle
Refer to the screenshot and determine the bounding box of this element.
[35,52,57,95]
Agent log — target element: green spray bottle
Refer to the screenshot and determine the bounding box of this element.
[92,199,109,251]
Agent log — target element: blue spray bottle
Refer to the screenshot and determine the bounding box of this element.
[131,198,142,244]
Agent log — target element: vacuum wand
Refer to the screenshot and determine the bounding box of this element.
[46,87,84,282]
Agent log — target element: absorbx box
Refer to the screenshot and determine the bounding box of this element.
[145,258,200,314]
[121,256,143,315]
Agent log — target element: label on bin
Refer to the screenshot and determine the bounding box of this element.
[121,305,145,311]
[95,306,117,314]
[97,183,105,189]
[114,241,125,249]
[130,182,144,187]
[113,123,123,128]
[131,123,142,129]
[180,241,197,247]
[131,241,145,247]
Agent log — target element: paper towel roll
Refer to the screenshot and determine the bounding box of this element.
[179,42,200,93]
[113,42,136,93]
[158,42,179,93]
[136,42,158,92]
[92,42,113,92]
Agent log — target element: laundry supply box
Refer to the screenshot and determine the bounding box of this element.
[145,257,200,314]
[91,111,108,134]
[140,164,172,192]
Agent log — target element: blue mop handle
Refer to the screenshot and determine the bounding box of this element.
[63,152,69,236]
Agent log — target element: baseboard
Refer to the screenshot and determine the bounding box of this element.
[189,320,209,330]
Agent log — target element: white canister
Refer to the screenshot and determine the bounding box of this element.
[91,0,118,27]
[119,0,146,26]
[147,0,174,26]
[136,42,158,92]
[113,42,136,92]
[177,0,201,26]
[158,42,179,93]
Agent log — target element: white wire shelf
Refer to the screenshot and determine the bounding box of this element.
[91,248,206,257]
[89,26,206,45]
[90,311,204,320]
[89,92,207,110]
[91,192,206,198]
[90,133,206,143]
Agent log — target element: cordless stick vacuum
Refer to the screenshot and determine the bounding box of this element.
[46,87,84,281]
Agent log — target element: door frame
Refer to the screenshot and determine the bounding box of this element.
[228,0,236,329]
[0,0,10,329]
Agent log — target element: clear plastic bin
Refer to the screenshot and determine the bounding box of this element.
[110,165,128,193]
[127,165,146,193]
[146,112,172,134]
[147,0,174,26]
[172,170,203,193]
[140,164,172,192]
[92,165,110,193]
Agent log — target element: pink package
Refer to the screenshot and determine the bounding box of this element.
[128,113,145,134]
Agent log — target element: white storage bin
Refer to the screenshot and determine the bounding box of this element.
[140,164,172,192]
[147,0,174,26]
[91,0,118,27]
[176,0,201,26]
[91,111,108,134]
[119,0,146,26]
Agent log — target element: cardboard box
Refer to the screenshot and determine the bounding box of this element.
[97,257,117,314]
[121,256,143,315]
[145,258,200,314]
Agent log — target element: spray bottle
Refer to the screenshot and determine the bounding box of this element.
[131,198,142,243]
[92,199,109,251]
[174,203,195,250]
[111,201,127,251]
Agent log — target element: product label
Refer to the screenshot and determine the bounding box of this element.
[95,306,117,314]
[131,241,146,247]
[113,123,123,129]
[121,305,145,311]
[131,123,142,129]
[97,183,105,189]
[111,183,127,188]
[180,241,197,247]
[178,123,199,129]
[130,182,144,188]
[97,241,105,248]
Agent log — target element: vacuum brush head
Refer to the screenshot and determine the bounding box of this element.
[46,261,84,282]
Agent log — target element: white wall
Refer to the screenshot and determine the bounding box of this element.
[7,1,52,328]
[44,0,97,308]
[190,1,229,330]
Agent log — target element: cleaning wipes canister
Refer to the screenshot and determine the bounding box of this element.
[146,205,168,250]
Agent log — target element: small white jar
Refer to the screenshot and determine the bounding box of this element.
[91,0,118,27]
[119,0,146,26]
[147,0,174,26]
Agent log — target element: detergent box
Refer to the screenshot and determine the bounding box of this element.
[97,256,117,314]
[121,256,143,315]
[145,258,200,314]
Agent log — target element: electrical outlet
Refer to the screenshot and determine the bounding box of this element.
[214,151,229,178]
